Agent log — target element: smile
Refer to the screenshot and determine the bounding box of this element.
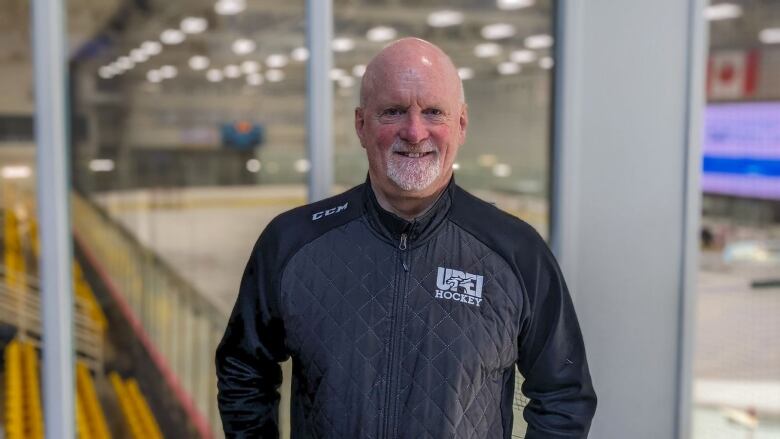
[395,151,434,158]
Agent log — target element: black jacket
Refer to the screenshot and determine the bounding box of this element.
[216,179,596,438]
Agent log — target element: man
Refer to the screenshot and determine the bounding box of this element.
[216,38,596,438]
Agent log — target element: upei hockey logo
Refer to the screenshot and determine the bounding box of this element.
[435,267,484,307]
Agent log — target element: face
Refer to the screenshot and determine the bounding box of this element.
[355,49,467,199]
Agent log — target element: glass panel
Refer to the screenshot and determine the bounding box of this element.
[693,1,780,437]
[67,1,307,437]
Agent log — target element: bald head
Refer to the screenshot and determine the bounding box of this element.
[359,38,464,107]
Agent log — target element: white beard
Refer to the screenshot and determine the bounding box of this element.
[385,138,441,192]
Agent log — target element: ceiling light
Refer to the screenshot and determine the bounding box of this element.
[246,159,261,172]
[497,0,534,10]
[474,42,502,58]
[332,37,355,52]
[265,54,288,68]
[457,67,474,80]
[265,69,285,82]
[181,16,208,34]
[98,66,114,79]
[224,64,241,78]
[492,163,511,177]
[130,49,149,63]
[89,159,115,172]
[539,56,554,69]
[338,76,355,88]
[525,34,553,49]
[246,73,263,86]
[330,68,346,80]
[759,27,780,44]
[214,0,246,15]
[497,62,520,75]
[116,56,134,70]
[160,29,185,45]
[510,49,536,63]
[352,64,366,77]
[1,165,32,179]
[294,159,311,173]
[141,41,162,56]
[291,47,309,62]
[366,26,397,42]
[206,69,224,82]
[704,3,743,21]
[189,55,210,70]
[482,23,516,40]
[240,60,260,74]
[159,65,178,79]
[452,163,461,170]
[232,38,256,55]
[427,10,464,28]
[146,70,163,83]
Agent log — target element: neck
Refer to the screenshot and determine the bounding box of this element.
[370,178,449,221]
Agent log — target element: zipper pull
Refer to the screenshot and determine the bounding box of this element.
[399,233,407,250]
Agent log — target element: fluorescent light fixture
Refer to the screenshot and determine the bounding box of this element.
[457,67,474,80]
[215,0,246,15]
[89,159,115,172]
[481,23,516,40]
[232,38,256,55]
[240,60,260,74]
[159,65,177,79]
[759,27,780,44]
[189,55,210,70]
[338,76,355,88]
[265,54,289,68]
[116,56,134,70]
[246,159,261,172]
[525,34,553,49]
[294,159,311,173]
[332,37,355,52]
[539,56,554,69]
[206,69,224,82]
[366,26,397,42]
[291,47,309,62]
[265,69,285,82]
[352,64,366,77]
[492,163,511,177]
[130,48,149,63]
[246,73,263,85]
[474,42,502,58]
[704,3,743,21]
[497,0,534,10]
[146,70,163,83]
[1,165,31,179]
[330,68,346,80]
[160,29,185,45]
[510,49,536,63]
[224,64,241,78]
[98,66,114,79]
[427,10,464,28]
[141,41,162,56]
[181,16,208,34]
[497,61,520,75]
[452,162,461,170]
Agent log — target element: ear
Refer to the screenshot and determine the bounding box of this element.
[354,107,366,148]
[458,104,468,145]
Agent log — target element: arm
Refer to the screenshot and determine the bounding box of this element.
[516,244,597,438]
[216,233,289,438]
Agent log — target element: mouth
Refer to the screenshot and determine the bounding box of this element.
[394,151,435,158]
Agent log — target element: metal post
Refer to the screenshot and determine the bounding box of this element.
[31,0,75,436]
[306,0,334,202]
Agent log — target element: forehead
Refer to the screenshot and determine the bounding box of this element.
[366,53,459,107]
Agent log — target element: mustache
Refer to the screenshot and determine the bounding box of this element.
[390,138,438,154]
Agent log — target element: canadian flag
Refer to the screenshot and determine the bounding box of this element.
[707,50,759,100]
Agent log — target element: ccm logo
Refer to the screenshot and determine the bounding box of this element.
[312,202,348,220]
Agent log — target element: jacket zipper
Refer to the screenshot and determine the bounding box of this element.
[383,231,411,438]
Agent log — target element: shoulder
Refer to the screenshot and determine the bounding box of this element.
[253,184,365,267]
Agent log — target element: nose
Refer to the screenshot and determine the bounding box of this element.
[399,112,428,145]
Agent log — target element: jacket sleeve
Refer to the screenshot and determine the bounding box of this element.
[516,242,597,438]
[216,232,290,438]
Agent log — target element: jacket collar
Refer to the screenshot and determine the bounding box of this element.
[363,176,454,246]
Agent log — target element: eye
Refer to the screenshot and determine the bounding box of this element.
[425,108,444,116]
[381,108,403,117]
